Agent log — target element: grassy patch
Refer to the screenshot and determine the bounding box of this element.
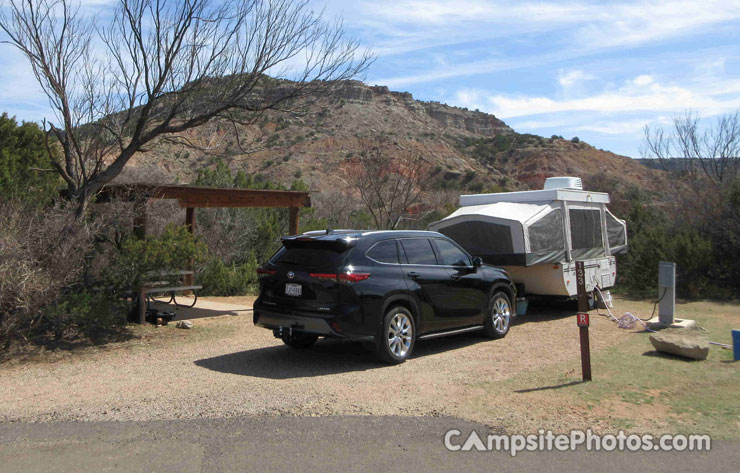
[466,297,740,438]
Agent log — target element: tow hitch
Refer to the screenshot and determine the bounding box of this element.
[273,326,293,339]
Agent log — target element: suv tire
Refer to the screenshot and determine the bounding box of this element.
[375,306,415,364]
[483,290,511,339]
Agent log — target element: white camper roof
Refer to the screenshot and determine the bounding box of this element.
[442,201,553,225]
[429,202,559,256]
[460,188,609,207]
[429,181,626,268]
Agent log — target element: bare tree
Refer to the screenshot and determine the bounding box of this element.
[642,110,740,184]
[351,144,429,230]
[311,189,364,229]
[0,0,371,215]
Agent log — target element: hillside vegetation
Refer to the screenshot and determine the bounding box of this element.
[125,81,668,195]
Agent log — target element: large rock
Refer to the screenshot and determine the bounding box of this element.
[649,329,709,360]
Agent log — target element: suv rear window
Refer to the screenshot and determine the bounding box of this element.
[270,246,351,269]
[400,238,437,265]
[366,240,399,264]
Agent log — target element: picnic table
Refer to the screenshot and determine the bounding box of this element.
[137,270,202,324]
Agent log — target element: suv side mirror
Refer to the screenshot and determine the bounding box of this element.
[472,257,483,268]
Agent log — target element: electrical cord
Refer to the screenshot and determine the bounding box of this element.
[646,287,668,322]
[593,284,656,332]
[593,285,619,323]
[589,273,663,324]
[594,284,731,347]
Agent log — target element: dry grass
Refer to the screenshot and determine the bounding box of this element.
[461,296,740,438]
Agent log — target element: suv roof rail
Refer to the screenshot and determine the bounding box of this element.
[301,229,361,235]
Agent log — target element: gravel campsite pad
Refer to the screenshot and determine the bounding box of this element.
[1,295,737,435]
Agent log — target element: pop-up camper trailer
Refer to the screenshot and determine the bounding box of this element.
[428,177,627,298]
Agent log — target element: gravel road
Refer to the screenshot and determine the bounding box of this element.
[1,297,633,429]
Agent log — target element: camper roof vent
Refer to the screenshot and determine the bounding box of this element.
[543,176,582,190]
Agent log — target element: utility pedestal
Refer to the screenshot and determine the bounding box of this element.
[658,261,676,325]
[647,261,696,330]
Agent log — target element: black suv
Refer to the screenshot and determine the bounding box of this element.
[253,230,515,363]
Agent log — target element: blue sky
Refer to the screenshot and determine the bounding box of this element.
[3,0,740,158]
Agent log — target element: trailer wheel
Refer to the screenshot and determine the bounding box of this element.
[483,291,511,339]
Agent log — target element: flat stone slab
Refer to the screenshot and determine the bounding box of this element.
[649,328,709,360]
[176,320,193,329]
[646,317,696,330]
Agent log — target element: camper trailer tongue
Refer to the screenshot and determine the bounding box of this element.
[428,178,627,298]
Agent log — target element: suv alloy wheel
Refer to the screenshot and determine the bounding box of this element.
[483,291,511,339]
[376,306,415,364]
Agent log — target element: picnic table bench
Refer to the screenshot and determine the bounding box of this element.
[137,270,202,324]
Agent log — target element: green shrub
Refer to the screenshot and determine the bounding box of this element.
[198,257,259,296]
[265,134,280,147]
[704,180,740,291]
[468,182,484,193]
[46,292,126,340]
[106,224,207,293]
[618,227,712,298]
[614,187,716,298]
[0,113,61,206]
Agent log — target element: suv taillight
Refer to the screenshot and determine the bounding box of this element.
[256,268,277,278]
[338,272,371,283]
[309,273,337,282]
[309,272,371,283]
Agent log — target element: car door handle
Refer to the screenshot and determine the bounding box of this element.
[407,271,420,279]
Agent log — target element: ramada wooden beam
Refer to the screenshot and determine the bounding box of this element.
[100,184,311,208]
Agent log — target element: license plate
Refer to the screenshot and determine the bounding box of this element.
[285,283,302,297]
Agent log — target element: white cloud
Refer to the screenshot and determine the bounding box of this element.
[631,75,654,87]
[344,0,740,88]
[558,69,595,88]
[575,1,740,50]
[693,57,726,77]
[377,56,512,87]
[481,75,740,119]
[341,0,740,55]
[571,119,652,135]
[512,117,652,136]
[450,68,740,157]
[453,89,487,112]
[373,47,580,87]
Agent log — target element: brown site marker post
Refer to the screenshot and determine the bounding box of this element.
[575,260,592,382]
